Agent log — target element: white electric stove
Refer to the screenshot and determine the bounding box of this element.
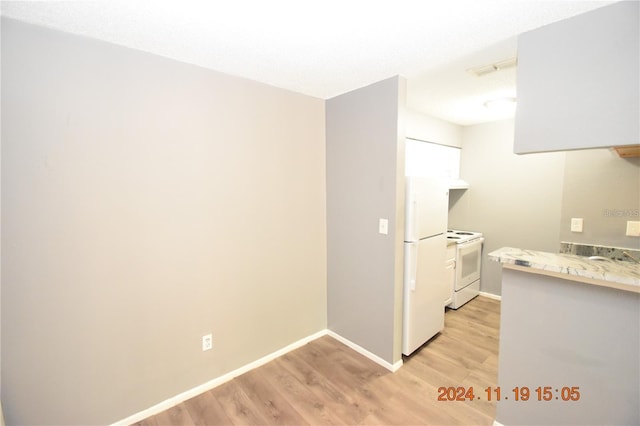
[446,229,484,309]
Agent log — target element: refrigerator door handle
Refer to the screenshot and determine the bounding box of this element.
[405,196,418,242]
[405,243,418,291]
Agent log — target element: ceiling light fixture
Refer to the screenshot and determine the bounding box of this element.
[483,97,517,112]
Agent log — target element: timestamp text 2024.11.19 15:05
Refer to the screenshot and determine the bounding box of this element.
[437,386,581,402]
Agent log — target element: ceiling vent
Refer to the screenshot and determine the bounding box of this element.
[467,57,518,77]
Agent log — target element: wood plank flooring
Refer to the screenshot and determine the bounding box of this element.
[135,296,500,425]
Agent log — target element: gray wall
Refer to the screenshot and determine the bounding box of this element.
[448,119,566,296]
[326,77,406,365]
[1,18,327,425]
[560,149,640,249]
[496,268,639,425]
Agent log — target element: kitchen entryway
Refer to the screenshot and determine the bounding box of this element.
[136,296,500,425]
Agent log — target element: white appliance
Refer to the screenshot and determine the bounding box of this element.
[402,176,449,356]
[446,230,484,309]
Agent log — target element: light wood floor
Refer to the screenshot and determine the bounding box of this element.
[135,296,500,425]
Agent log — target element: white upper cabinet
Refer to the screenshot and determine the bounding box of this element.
[514,2,639,153]
[405,139,468,188]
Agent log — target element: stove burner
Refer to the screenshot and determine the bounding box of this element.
[446,229,483,245]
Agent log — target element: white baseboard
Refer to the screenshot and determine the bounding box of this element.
[480,291,502,301]
[112,329,328,426]
[112,328,402,425]
[492,420,505,426]
[326,330,403,372]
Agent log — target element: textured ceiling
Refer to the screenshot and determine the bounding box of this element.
[0,0,616,125]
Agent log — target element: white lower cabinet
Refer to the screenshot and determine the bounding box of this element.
[444,244,456,306]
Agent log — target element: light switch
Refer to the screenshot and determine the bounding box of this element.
[626,221,640,237]
[571,218,583,233]
[379,218,389,235]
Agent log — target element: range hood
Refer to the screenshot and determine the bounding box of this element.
[449,178,470,189]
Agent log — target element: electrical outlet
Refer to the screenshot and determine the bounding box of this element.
[202,334,213,351]
[571,218,583,233]
[626,221,640,237]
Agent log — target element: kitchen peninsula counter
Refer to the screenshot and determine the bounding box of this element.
[491,246,640,425]
[489,246,640,293]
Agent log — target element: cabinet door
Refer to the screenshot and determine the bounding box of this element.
[514,2,639,153]
[444,259,455,306]
[405,139,460,179]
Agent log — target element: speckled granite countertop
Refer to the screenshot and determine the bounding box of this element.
[489,247,640,293]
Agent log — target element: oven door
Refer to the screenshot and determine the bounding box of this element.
[455,238,484,290]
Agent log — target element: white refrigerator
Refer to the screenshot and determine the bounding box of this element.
[402,176,449,356]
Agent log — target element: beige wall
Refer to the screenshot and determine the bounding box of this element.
[560,149,640,249]
[1,18,326,425]
[406,108,462,148]
[448,119,566,295]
